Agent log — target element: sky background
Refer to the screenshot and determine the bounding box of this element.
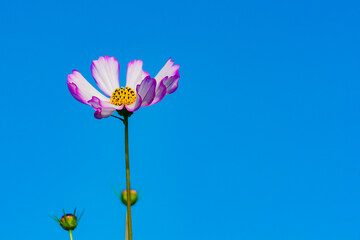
[1,0,360,239]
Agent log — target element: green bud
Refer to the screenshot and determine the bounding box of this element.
[52,209,84,232]
[60,214,78,231]
[121,189,138,206]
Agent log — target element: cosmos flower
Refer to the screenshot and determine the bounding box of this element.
[67,56,180,119]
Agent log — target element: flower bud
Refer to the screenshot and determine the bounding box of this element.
[121,189,138,206]
[60,214,78,231]
[52,209,84,232]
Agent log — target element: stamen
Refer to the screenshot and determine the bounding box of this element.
[110,87,137,106]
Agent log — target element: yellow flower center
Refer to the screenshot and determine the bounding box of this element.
[110,87,137,106]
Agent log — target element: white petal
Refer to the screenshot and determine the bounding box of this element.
[136,76,156,107]
[67,70,109,104]
[154,58,179,84]
[91,56,120,96]
[88,96,123,119]
[94,108,116,119]
[125,95,142,112]
[148,81,166,106]
[126,60,149,90]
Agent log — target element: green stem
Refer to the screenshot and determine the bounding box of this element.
[69,230,73,240]
[125,211,128,240]
[124,115,133,240]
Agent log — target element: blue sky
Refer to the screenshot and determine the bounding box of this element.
[1,0,360,239]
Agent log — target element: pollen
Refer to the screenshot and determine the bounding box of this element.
[110,87,137,106]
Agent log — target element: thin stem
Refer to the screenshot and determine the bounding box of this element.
[111,115,124,122]
[69,230,73,240]
[124,115,133,240]
[125,211,128,240]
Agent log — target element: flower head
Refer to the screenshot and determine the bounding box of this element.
[60,214,77,230]
[121,189,138,206]
[67,56,180,119]
[52,209,84,231]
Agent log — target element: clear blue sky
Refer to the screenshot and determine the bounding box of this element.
[1,0,360,239]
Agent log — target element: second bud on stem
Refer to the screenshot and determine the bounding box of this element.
[121,189,138,206]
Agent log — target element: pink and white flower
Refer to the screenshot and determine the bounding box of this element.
[67,56,180,119]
